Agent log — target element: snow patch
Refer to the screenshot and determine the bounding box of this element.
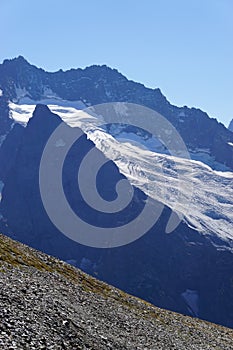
[189,149,230,171]
[0,181,4,202]
[65,259,77,266]
[80,257,94,273]
[0,134,7,147]
[181,289,199,317]
[15,86,29,101]
[113,103,129,116]
[17,96,86,110]
[178,111,186,118]
[9,102,35,126]
[55,139,66,147]
[115,132,165,153]
[9,98,87,126]
[43,87,58,98]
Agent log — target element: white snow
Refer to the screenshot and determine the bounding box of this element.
[115,132,165,152]
[0,134,7,147]
[9,97,87,126]
[65,259,77,266]
[107,126,230,171]
[7,101,233,249]
[113,102,129,116]
[14,86,29,101]
[0,89,3,97]
[0,181,4,202]
[43,87,58,98]
[178,111,186,118]
[80,257,93,271]
[55,138,66,147]
[13,85,87,111]
[181,289,199,317]
[87,126,233,247]
[17,96,86,110]
[9,102,35,125]
[189,149,230,171]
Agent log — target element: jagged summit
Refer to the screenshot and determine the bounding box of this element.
[27,103,62,131]
[2,55,29,64]
[32,103,60,121]
[2,55,33,70]
[34,103,51,114]
[1,56,131,87]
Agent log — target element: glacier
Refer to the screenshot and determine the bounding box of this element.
[8,99,233,249]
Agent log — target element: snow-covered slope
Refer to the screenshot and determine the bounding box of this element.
[8,100,233,249]
[89,131,233,246]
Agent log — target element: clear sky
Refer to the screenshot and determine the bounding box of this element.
[1,0,232,127]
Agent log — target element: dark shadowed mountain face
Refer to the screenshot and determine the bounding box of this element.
[0,56,233,170]
[0,104,233,329]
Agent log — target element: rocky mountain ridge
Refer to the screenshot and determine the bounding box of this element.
[0,56,233,170]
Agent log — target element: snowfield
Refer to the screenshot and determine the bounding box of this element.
[8,100,233,249]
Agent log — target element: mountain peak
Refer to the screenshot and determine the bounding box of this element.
[3,55,29,66]
[34,103,51,114]
[29,104,62,129]
[15,55,28,62]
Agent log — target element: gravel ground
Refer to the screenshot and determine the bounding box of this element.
[0,234,232,349]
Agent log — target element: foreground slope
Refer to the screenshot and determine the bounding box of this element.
[0,233,233,350]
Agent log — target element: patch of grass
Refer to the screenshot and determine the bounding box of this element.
[0,234,51,271]
[0,234,81,278]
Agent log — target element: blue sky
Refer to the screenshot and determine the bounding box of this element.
[1,0,232,126]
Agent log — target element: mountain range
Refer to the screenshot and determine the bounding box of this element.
[0,56,232,329]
